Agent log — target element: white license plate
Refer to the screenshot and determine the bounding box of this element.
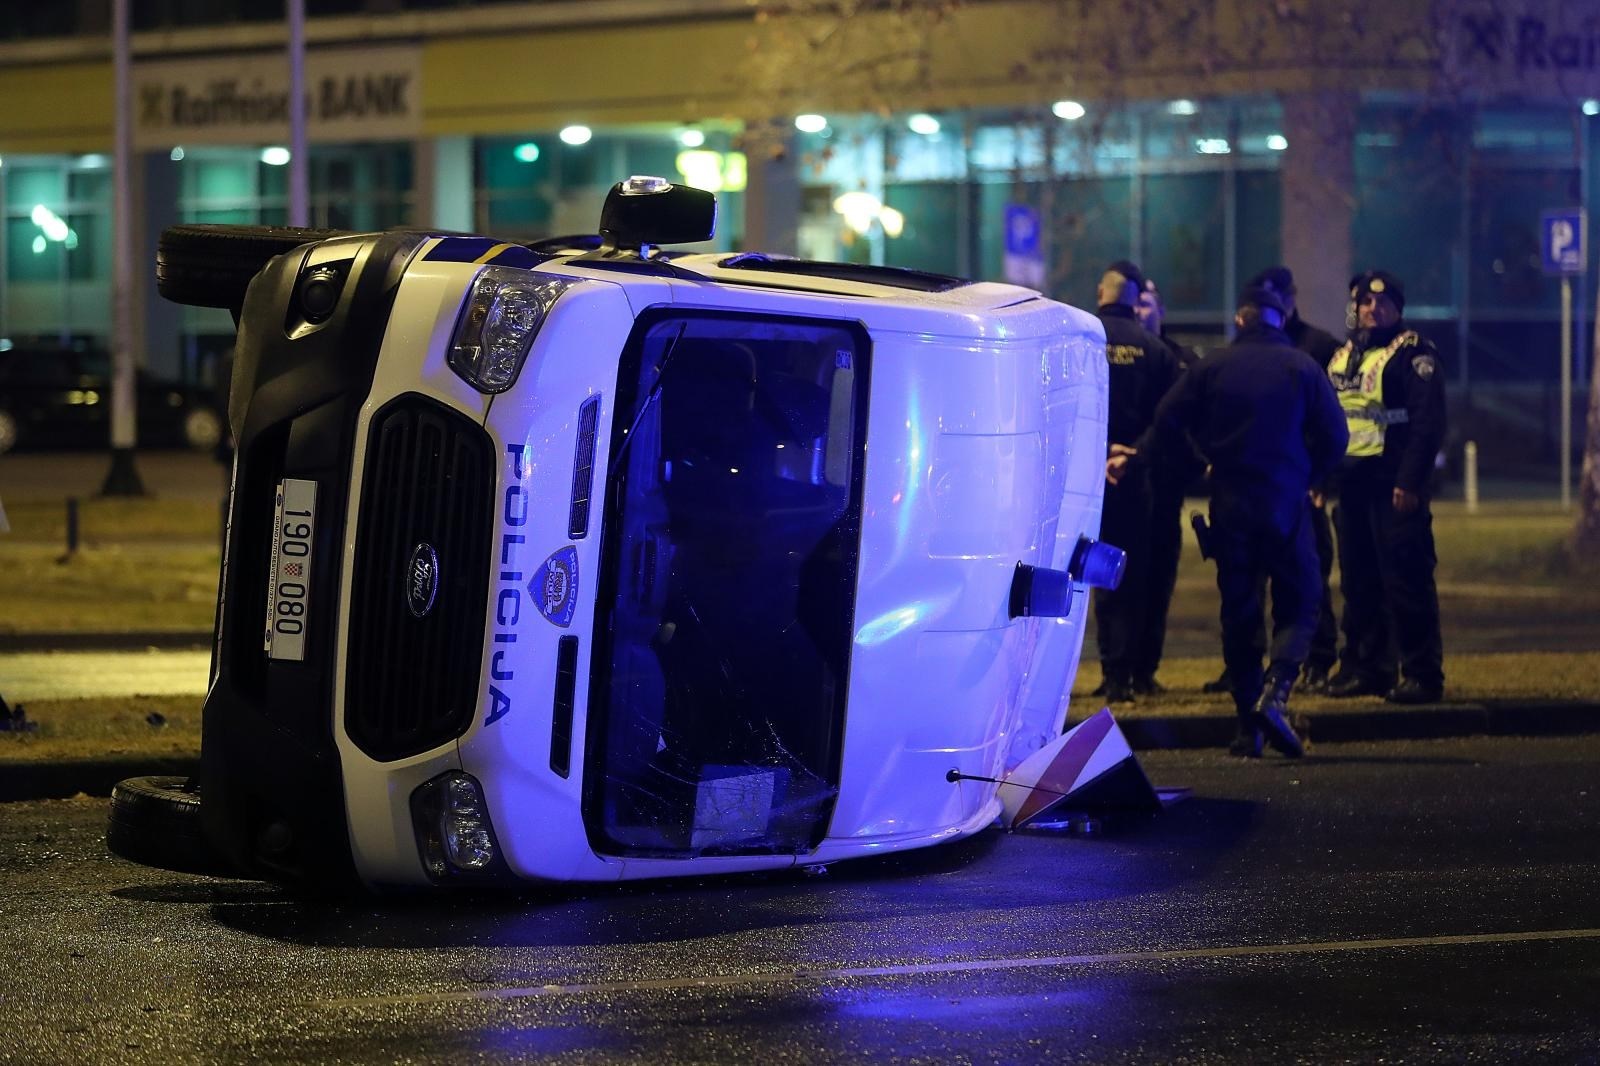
[264,478,317,662]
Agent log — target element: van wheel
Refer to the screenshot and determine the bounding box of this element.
[183,407,224,451]
[107,776,230,876]
[156,224,348,310]
[0,409,17,454]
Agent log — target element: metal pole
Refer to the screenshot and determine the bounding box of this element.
[1459,157,1472,389]
[1561,275,1574,509]
[100,0,145,496]
[1464,441,1479,515]
[288,0,309,227]
[1221,107,1239,338]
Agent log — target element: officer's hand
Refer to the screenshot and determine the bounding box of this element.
[1108,442,1138,458]
[1310,489,1326,508]
[1392,487,1419,513]
[1106,454,1130,485]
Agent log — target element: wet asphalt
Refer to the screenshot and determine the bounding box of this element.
[2,734,1598,1064]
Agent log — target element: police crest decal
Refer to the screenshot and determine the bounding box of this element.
[530,546,579,628]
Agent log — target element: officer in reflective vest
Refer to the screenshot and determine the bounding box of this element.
[1325,270,1447,704]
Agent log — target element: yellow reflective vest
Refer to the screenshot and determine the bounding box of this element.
[1327,331,1419,458]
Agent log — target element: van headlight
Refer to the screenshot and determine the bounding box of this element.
[447,267,575,393]
[410,771,504,881]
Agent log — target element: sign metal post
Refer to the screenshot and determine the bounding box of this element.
[1541,209,1586,509]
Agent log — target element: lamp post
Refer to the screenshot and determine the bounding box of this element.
[288,0,309,227]
[101,0,145,496]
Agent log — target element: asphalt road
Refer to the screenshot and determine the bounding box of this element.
[2,735,1597,1064]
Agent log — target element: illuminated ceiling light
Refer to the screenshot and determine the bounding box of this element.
[31,235,46,254]
[77,153,109,169]
[169,146,185,161]
[1051,100,1086,121]
[1584,99,1600,116]
[260,146,291,166]
[676,149,724,193]
[513,142,540,163]
[907,113,940,136]
[1195,138,1231,154]
[30,204,69,242]
[879,205,905,238]
[1266,134,1288,151]
[677,149,746,193]
[794,113,828,134]
[678,128,706,148]
[559,125,592,146]
[1167,99,1198,116]
[832,190,882,235]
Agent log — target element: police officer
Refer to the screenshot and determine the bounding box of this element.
[1131,277,1200,695]
[1253,265,1341,367]
[1093,260,1179,703]
[1109,285,1348,756]
[1325,271,1447,704]
[1249,266,1342,691]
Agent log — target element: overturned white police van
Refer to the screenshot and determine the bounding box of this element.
[108,177,1120,891]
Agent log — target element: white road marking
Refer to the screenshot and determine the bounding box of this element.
[322,927,1600,1008]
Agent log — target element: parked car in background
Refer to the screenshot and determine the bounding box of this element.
[0,343,223,454]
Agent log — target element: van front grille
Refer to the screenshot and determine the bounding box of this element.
[345,396,494,761]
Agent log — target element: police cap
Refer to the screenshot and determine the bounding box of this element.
[1247,265,1296,298]
[1349,270,1406,313]
[1105,259,1145,292]
[1237,284,1287,318]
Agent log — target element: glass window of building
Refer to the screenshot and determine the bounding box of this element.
[2,155,112,345]
[475,129,744,249]
[1352,102,1466,314]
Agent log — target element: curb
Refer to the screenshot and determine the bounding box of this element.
[0,755,201,802]
[1,632,211,652]
[1120,700,1600,751]
[3,702,1597,804]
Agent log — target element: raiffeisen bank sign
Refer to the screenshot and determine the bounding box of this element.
[1441,0,1600,95]
[133,45,420,148]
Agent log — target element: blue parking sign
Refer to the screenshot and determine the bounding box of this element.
[1004,204,1040,257]
[1003,204,1044,287]
[1540,209,1586,275]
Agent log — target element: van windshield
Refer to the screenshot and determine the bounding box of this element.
[584,311,869,857]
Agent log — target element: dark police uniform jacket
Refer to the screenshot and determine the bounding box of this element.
[1326,325,1447,496]
[1286,314,1340,370]
[1098,303,1178,447]
[1134,323,1348,533]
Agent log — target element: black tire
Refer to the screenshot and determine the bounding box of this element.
[107,775,230,876]
[156,224,348,310]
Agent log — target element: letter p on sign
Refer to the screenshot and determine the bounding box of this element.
[1541,209,1586,275]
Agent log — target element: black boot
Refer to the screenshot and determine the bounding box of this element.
[1228,713,1263,758]
[1326,669,1391,699]
[1202,668,1232,694]
[1254,667,1306,758]
[1300,664,1331,695]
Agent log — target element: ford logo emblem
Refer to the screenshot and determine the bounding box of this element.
[406,543,440,618]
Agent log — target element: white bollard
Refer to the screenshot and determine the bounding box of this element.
[1464,440,1479,515]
